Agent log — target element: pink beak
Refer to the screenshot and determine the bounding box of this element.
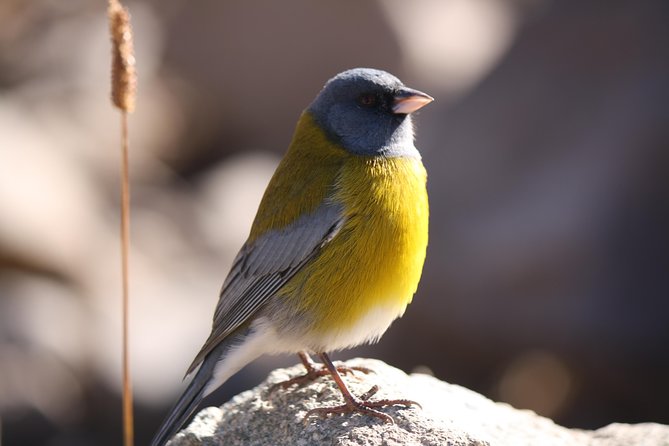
[392,89,434,114]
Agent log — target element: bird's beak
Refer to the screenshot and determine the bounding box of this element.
[392,88,434,114]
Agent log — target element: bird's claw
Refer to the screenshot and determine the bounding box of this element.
[271,363,372,392]
[302,389,420,425]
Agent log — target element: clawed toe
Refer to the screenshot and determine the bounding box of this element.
[303,394,419,425]
[270,368,330,392]
[338,364,374,376]
[271,355,372,393]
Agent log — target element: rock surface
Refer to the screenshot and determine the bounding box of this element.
[167,359,669,446]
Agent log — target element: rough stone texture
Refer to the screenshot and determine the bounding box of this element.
[167,359,669,446]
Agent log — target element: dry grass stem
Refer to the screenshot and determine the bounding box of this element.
[108,1,136,445]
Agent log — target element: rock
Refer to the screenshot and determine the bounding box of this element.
[166,358,669,446]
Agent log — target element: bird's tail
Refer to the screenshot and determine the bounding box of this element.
[150,329,250,446]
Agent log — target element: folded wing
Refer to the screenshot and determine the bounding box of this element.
[185,200,345,376]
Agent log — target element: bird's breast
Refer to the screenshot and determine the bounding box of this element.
[281,154,429,350]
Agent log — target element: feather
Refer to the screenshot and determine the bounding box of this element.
[185,200,344,376]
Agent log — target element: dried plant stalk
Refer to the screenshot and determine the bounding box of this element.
[108,1,136,445]
[109,0,136,113]
[117,112,133,446]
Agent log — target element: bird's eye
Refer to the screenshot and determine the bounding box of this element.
[357,94,378,108]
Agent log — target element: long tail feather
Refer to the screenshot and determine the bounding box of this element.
[150,328,250,446]
[150,352,219,446]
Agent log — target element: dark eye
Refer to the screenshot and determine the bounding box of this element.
[357,94,378,107]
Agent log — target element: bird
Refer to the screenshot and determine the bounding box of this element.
[151,68,433,446]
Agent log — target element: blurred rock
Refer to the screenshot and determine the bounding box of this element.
[167,359,669,446]
[380,0,521,93]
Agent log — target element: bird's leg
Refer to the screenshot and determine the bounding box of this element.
[270,351,372,391]
[303,353,420,424]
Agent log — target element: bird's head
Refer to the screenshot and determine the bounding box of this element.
[308,68,433,157]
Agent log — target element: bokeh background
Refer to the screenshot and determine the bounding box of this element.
[1,0,668,444]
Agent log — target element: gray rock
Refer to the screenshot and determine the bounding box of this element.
[167,359,669,446]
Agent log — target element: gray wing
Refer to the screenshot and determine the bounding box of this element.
[185,200,345,375]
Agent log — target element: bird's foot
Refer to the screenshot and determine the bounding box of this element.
[271,363,372,391]
[303,384,420,424]
[271,351,371,392]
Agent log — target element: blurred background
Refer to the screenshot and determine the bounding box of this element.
[1,0,668,444]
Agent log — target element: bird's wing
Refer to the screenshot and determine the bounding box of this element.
[185,200,345,376]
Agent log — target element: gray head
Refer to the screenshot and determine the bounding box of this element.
[308,68,433,157]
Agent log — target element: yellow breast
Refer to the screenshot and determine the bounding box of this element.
[271,114,429,349]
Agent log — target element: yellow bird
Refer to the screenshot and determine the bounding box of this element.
[151,68,432,446]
